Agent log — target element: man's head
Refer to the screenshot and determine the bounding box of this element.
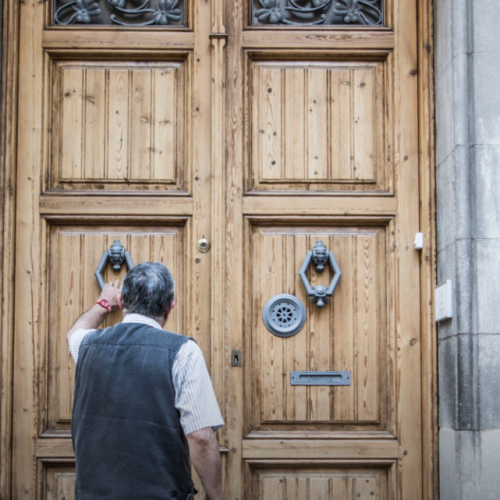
[119,262,175,322]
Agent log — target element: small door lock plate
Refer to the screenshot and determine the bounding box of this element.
[231,350,242,367]
[196,238,211,253]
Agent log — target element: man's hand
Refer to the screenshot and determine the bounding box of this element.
[66,280,122,344]
[97,280,122,310]
[186,427,224,500]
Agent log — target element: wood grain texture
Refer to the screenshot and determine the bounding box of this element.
[50,61,185,191]
[12,0,45,493]
[250,60,387,192]
[242,31,395,50]
[393,0,423,497]
[39,196,193,215]
[252,467,388,500]
[42,31,195,50]
[45,466,76,500]
[5,0,437,495]
[47,224,186,430]
[0,0,21,495]
[250,225,386,429]
[417,0,439,497]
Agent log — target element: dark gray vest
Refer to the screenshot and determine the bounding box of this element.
[72,322,194,500]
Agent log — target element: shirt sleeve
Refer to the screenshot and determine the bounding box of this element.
[172,340,225,435]
[68,329,95,364]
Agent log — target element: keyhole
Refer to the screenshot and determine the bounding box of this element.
[231,349,241,367]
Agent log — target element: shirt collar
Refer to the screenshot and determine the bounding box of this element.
[122,313,163,330]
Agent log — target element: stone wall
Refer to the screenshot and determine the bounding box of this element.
[435,0,500,498]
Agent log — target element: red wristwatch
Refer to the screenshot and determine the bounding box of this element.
[95,299,112,313]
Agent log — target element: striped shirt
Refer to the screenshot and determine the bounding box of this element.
[68,313,225,435]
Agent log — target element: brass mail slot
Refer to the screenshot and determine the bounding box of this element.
[290,371,351,386]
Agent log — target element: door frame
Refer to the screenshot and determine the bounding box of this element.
[0,0,437,497]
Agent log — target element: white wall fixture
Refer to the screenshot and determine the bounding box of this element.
[435,280,453,322]
[414,232,424,250]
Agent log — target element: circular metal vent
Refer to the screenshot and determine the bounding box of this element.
[263,294,306,338]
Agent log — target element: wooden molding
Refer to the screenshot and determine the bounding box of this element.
[417,0,438,498]
[0,0,20,496]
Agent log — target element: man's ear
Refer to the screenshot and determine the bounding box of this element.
[164,299,176,320]
[117,292,125,311]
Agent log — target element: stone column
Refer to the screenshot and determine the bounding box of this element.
[435,0,500,498]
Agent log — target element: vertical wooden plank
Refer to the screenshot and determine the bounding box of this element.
[130,69,152,180]
[286,234,307,421]
[352,68,375,181]
[258,66,282,180]
[284,68,305,180]
[331,477,352,500]
[307,69,329,180]
[263,477,285,500]
[152,232,182,334]
[309,478,330,500]
[353,477,378,500]
[153,68,176,182]
[82,231,105,315]
[355,234,379,421]
[57,232,83,422]
[55,473,76,500]
[330,69,352,180]
[60,67,84,180]
[283,233,294,421]
[84,68,106,179]
[332,234,355,421]
[395,0,423,495]
[308,234,332,421]
[285,476,307,500]
[47,471,76,500]
[107,69,129,180]
[261,233,284,422]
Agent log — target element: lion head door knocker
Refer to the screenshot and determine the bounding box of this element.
[95,239,134,290]
[299,240,341,308]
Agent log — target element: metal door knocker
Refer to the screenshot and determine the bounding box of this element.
[95,239,134,290]
[299,240,341,308]
[263,294,306,338]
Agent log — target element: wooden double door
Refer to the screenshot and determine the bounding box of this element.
[8,0,435,497]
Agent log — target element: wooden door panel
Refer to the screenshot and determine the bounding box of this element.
[46,222,187,431]
[248,223,392,431]
[44,465,76,500]
[48,58,187,192]
[250,466,390,500]
[249,57,391,193]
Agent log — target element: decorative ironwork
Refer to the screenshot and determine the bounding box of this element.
[311,240,329,273]
[299,240,341,308]
[54,0,185,26]
[95,239,134,290]
[263,294,307,337]
[253,0,383,26]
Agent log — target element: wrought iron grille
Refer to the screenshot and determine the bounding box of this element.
[54,0,186,26]
[252,0,383,27]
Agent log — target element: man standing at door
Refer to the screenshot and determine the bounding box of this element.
[66,262,225,500]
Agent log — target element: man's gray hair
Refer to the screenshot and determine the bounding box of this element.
[122,262,175,319]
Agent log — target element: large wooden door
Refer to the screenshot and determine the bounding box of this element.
[221,0,430,499]
[11,0,215,497]
[8,0,435,497]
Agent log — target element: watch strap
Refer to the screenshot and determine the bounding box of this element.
[95,299,112,313]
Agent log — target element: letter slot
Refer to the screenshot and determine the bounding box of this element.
[290,371,351,386]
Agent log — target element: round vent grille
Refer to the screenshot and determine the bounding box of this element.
[263,294,306,338]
